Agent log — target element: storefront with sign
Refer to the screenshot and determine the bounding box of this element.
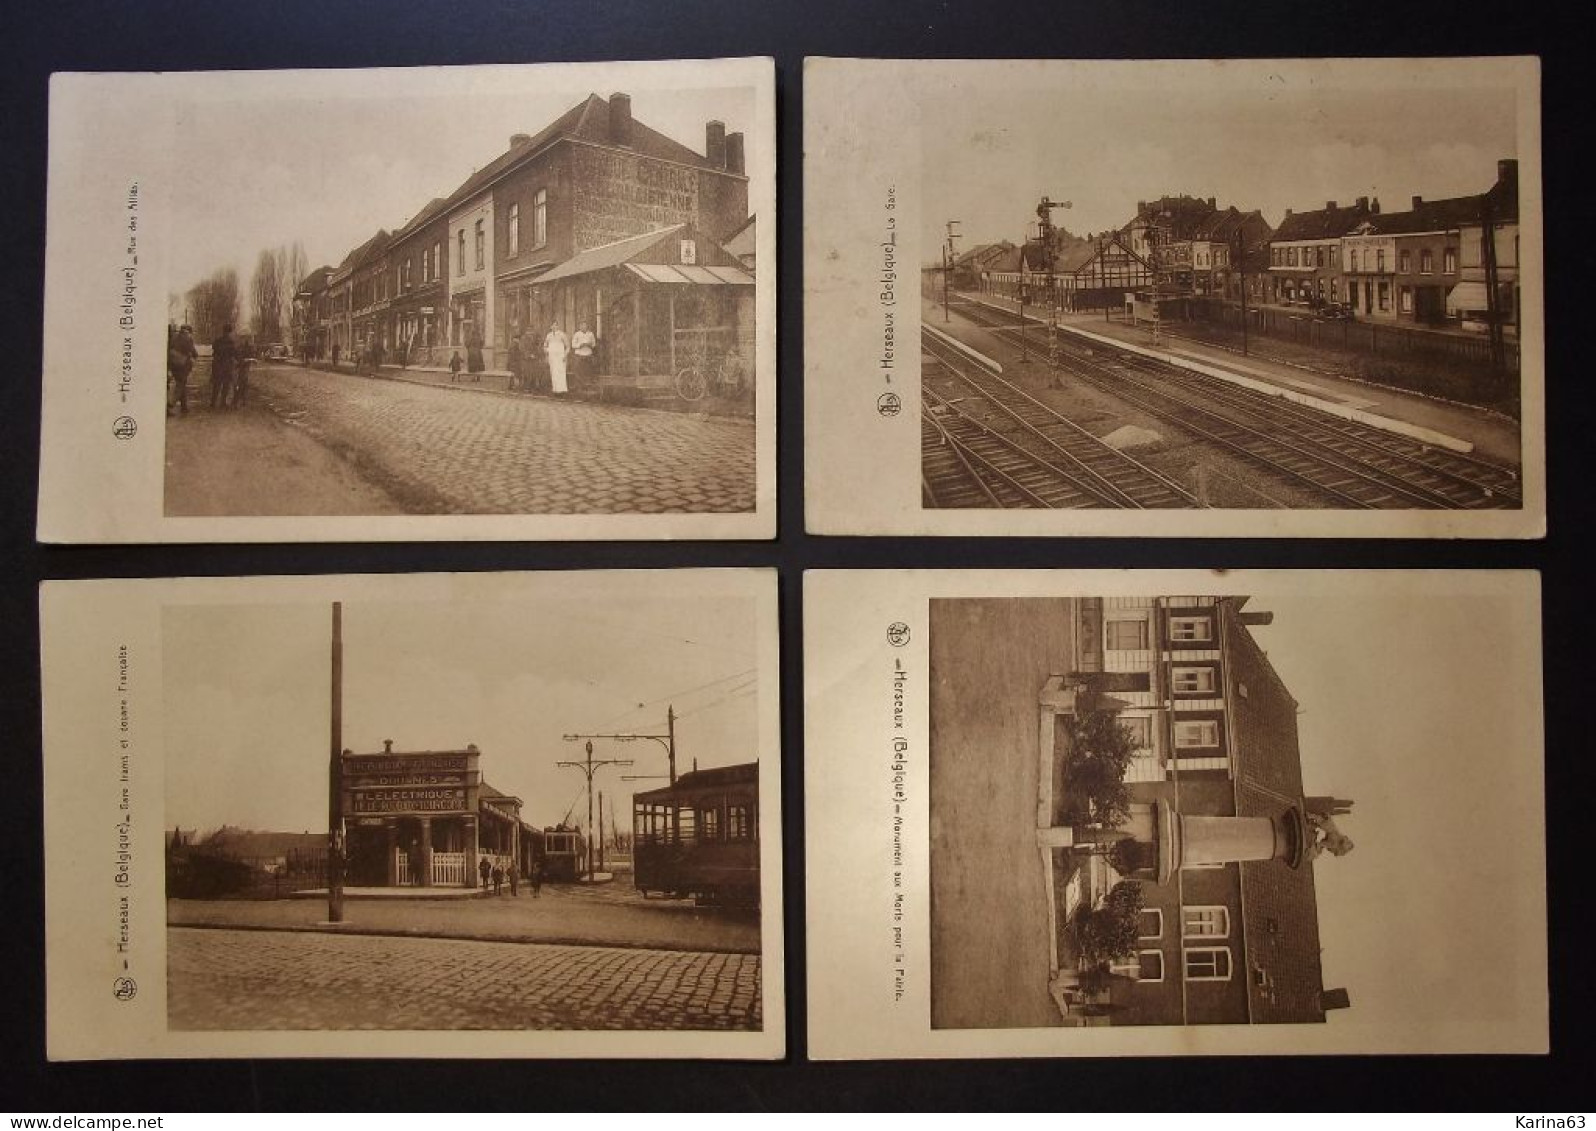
[504,221,754,397]
[339,741,531,887]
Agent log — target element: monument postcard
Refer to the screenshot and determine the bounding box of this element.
[804,57,1544,538]
[39,58,775,542]
[41,569,783,1059]
[804,569,1546,1057]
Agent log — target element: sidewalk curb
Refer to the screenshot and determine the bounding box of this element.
[168,919,761,956]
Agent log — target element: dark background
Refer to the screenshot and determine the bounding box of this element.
[2,0,1587,1111]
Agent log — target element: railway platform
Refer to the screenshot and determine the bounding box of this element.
[959,292,1524,468]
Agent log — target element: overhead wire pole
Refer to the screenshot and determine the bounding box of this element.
[326,601,345,924]
[943,220,961,324]
[564,703,677,785]
[555,740,633,882]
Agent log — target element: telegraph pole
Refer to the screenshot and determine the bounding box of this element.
[556,741,632,881]
[943,220,961,324]
[326,602,345,923]
[1234,229,1250,357]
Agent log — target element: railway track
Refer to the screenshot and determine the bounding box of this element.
[921,327,1200,509]
[951,295,1521,510]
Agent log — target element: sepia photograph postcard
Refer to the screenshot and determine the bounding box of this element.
[38,58,775,542]
[40,569,783,1059]
[804,57,1544,538]
[805,569,1546,1057]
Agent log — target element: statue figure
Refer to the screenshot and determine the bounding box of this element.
[1305,811,1355,860]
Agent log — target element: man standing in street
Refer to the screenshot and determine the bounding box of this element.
[571,320,597,394]
[507,329,525,393]
[210,324,237,409]
[168,323,198,416]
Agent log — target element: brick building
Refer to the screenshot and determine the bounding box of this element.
[298,91,754,384]
[1268,198,1377,308]
[1039,595,1351,1026]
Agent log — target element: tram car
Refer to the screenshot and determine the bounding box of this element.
[535,825,587,882]
[632,762,759,906]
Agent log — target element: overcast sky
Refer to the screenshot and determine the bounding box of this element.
[921,83,1517,255]
[1240,589,1541,1032]
[168,80,760,315]
[163,594,759,835]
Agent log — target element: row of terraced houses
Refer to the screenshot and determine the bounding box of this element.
[292,92,756,386]
[974,157,1520,334]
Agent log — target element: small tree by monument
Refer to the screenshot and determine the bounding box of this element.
[1061,709,1141,828]
[1073,879,1144,968]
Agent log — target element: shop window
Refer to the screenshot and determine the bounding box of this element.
[1182,906,1231,938]
[1172,666,1216,695]
[508,203,520,257]
[1173,719,1219,749]
[1105,619,1150,651]
[1184,946,1233,981]
[1168,615,1212,643]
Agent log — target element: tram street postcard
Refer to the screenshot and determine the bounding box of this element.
[804,57,1545,538]
[38,58,775,542]
[804,569,1547,1058]
[40,569,784,1059]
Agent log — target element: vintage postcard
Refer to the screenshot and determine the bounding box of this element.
[41,569,782,1059]
[804,57,1544,537]
[39,58,775,542]
[805,569,1545,1057]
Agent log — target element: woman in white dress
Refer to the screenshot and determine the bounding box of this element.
[544,322,570,395]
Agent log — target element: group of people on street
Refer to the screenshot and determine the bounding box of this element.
[207,324,256,410]
[166,323,257,415]
[477,856,543,898]
[503,320,596,395]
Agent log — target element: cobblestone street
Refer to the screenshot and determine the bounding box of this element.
[168,928,762,1031]
[174,364,756,515]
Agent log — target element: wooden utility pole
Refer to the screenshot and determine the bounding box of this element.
[326,602,345,923]
[1481,194,1506,375]
[943,220,961,324]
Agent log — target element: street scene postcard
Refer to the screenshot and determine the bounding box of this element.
[804,569,1547,1058]
[40,569,783,1059]
[804,57,1544,538]
[38,58,775,542]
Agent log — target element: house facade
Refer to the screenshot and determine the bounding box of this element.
[1042,596,1349,1026]
[1268,198,1377,308]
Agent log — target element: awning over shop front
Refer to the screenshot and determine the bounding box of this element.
[1446,281,1491,313]
[626,263,753,285]
[531,225,690,286]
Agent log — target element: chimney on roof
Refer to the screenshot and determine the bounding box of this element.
[1326,200,1337,212]
[1498,158,1518,187]
[510,132,531,148]
[1412,195,1423,210]
[1355,196,1368,212]
[1207,196,1216,209]
[609,92,633,147]
[1371,196,1380,215]
[725,131,745,175]
[705,120,727,169]
[1321,988,1352,1012]
[383,739,393,753]
[1137,200,1146,215]
[1239,611,1274,626]
[1284,208,1293,218]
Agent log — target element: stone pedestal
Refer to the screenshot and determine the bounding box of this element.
[1155,801,1305,883]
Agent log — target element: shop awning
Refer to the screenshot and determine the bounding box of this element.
[531,225,689,285]
[1446,281,1491,313]
[625,263,754,286]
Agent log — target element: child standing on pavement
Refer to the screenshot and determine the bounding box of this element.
[449,350,464,383]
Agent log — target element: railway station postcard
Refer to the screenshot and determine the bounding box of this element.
[804,569,1547,1057]
[38,58,775,542]
[40,569,784,1059]
[804,57,1545,538]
